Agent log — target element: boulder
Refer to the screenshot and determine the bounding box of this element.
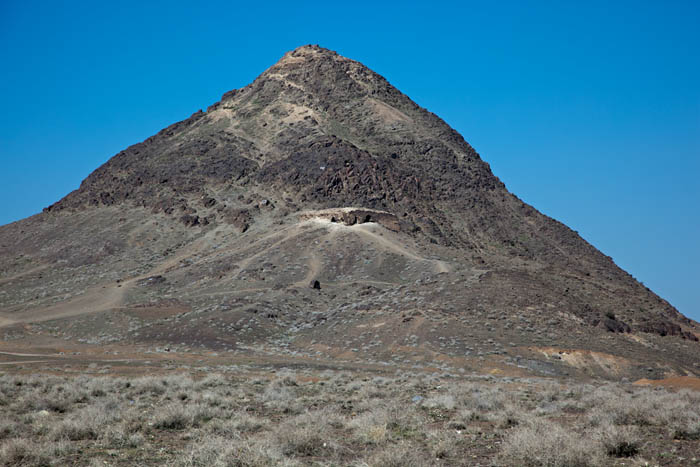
[180,214,200,227]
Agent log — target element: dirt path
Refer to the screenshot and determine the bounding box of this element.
[0,351,62,357]
[294,229,328,287]
[300,253,322,285]
[154,228,225,275]
[0,360,51,365]
[353,223,450,273]
[235,226,303,274]
[0,282,128,328]
[0,264,49,286]
[0,316,16,327]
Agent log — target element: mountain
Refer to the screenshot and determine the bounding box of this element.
[1,45,697,379]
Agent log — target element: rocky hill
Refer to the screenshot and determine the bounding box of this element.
[0,45,697,380]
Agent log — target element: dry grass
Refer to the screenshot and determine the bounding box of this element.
[496,418,604,466]
[0,370,698,466]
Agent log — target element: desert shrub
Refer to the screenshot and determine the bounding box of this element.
[177,436,229,467]
[385,404,425,440]
[235,414,269,433]
[131,375,194,396]
[355,380,388,400]
[261,379,299,413]
[51,402,120,441]
[196,390,227,408]
[366,442,429,467]
[273,411,340,458]
[18,381,88,414]
[0,421,20,440]
[206,412,268,438]
[272,369,298,387]
[42,439,73,458]
[497,419,604,467]
[42,396,72,414]
[489,403,529,429]
[152,405,190,430]
[350,409,389,445]
[0,438,51,467]
[672,416,700,440]
[262,381,294,402]
[101,423,147,448]
[117,406,148,434]
[176,435,290,467]
[595,423,640,457]
[461,386,507,413]
[422,393,456,410]
[195,374,228,390]
[52,418,99,441]
[152,402,215,430]
[453,407,482,423]
[426,428,464,460]
[78,376,116,398]
[586,384,700,436]
[276,426,330,457]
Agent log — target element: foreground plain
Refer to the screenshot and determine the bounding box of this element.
[1,366,699,466]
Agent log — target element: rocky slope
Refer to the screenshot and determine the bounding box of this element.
[0,45,697,379]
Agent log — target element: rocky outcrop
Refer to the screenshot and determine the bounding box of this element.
[300,208,406,232]
[639,321,699,341]
[223,208,253,233]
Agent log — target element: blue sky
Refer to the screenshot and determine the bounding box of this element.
[1,1,698,321]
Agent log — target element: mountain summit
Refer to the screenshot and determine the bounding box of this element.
[1,45,697,379]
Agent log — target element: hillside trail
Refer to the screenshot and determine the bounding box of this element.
[352,223,450,273]
[0,264,50,286]
[233,223,310,274]
[292,222,336,288]
[0,281,127,328]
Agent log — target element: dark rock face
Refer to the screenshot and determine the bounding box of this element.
[223,208,252,232]
[639,321,698,341]
[603,317,631,333]
[136,275,166,286]
[180,214,200,227]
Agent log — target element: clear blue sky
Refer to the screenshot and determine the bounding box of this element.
[1,1,698,321]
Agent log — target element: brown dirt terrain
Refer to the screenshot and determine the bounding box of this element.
[634,376,700,391]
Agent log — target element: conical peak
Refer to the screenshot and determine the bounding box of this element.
[213,45,393,118]
[280,44,340,62]
[271,44,351,73]
[259,45,392,99]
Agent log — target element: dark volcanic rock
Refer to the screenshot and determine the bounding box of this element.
[137,275,166,286]
[639,321,698,341]
[180,214,200,227]
[602,317,631,333]
[223,208,253,232]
